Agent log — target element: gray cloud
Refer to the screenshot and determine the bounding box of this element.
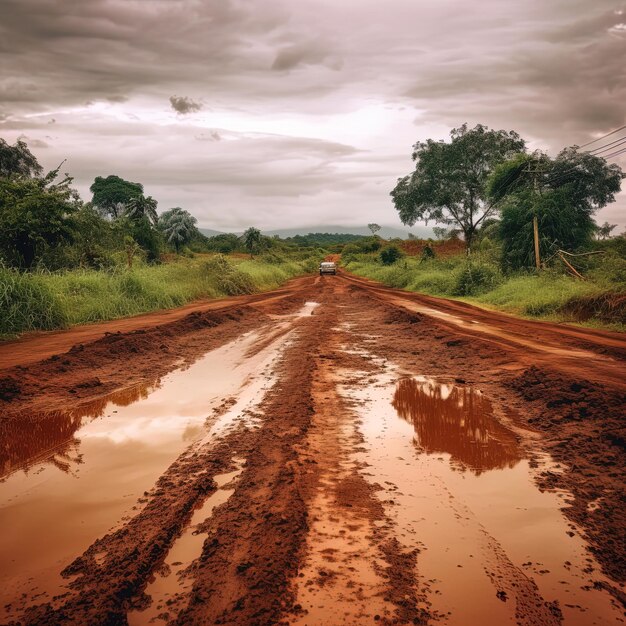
[0,0,624,229]
[170,95,203,115]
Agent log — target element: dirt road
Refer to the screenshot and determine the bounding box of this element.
[1,272,624,625]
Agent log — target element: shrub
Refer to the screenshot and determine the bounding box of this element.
[380,245,404,265]
[453,262,501,296]
[421,245,435,261]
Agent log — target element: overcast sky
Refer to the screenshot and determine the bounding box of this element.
[1,0,625,232]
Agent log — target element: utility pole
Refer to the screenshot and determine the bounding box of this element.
[533,215,540,271]
[525,160,545,272]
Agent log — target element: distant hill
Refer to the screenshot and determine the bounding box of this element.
[198,228,228,238]
[199,225,433,240]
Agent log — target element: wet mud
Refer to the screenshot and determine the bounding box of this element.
[0,272,624,625]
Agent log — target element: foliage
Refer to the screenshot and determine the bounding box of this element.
[432,227,448,240]
[343,250,624,329]
[391,123,526,251]
[284,232,364,247]
[0,253,320,336]
[90,175,143,219]
[0,268,68,335]
[380,245,404,265]
[241,227,263,256]
[206,233,242,254]
[159,207,198,252]
[489,149,622,270]
[368,223,381,236]
[125,194,159,225]
[0,168,81,268]
[597,222,617,240]
[421,245,435,261]
[0,138,43,178]
[128,216,162,262]
[452,262,501,296]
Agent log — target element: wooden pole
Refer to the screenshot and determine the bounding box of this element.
[533,215,541,270]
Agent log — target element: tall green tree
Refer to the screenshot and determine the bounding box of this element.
[241,227,262,257]
[159,207,198,252]
[0,168,81,268]
[488,150,622,270]
[90,175,143,219]
[125,194,158,225]
[368,223,381,236]
[0,138,43,178]
[391,124,526,252]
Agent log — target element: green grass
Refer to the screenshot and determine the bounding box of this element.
[344,252,626,330]
[0,253,319,337]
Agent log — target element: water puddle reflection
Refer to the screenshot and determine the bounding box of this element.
[392,377,522,474]
[0,327,289,622]
[0,383,154,480]
[341,361,623,626]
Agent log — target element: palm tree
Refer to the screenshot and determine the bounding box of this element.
[241,227,262,257]
[125,195,158,225]
[158,207,197,253]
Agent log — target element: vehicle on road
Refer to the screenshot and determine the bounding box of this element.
[319,261,337,275]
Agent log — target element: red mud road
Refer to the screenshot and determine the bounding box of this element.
[0,272,624,625]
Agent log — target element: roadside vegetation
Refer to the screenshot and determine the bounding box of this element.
[344,122,625,330]
[0,138,321,337]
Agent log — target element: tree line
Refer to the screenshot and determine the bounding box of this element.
[390,124,623,270]
[0,138,280,270]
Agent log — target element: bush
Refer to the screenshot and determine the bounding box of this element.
[452,262,502,296]
[380,245,404,265]
[421,245,435,261]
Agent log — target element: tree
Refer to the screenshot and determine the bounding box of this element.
[125,194,158,225]
[90,175,143,219]
[597,222,617,240]
[241,227,262,257]
[489,150,622,270]
[391,124,526,252]
[124,235,140,269]
[207,233,241,254]
[368,223,381,236]
[432,226,448,240]
[0,138,43,178]
[159,207,198,252]
[0,167,80,268]
[380,245,403,265]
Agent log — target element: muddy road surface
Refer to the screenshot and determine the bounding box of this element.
[1,272,624,626]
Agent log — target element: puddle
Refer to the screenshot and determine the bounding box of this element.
[392,376,522,474]
[0,326,291,622]
[0,383,154,481]
[342,364,624,626]
[127,460,245,625]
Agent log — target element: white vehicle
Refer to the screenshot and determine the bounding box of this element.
[319,261,337,276]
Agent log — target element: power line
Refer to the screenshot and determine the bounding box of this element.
[577,124,626,149]
[602,146,626,160]
[587,135,626,155]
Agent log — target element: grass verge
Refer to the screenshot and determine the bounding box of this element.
[344,253,626,331]
[0,254,318,337]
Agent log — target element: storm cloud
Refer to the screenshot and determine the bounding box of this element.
[0,0,624,230]
[170,96,203,115]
